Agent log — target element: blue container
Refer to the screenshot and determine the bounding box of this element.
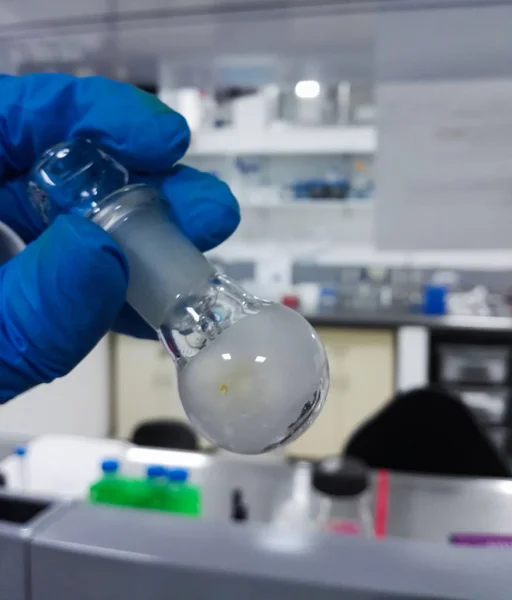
[423,284,447,316]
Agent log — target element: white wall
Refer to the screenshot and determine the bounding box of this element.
[0,338,111,438]
[0,223,112,440]
[377,4,512,83]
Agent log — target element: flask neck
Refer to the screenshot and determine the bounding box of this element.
[158,274,263,368]
[93,184,217,330]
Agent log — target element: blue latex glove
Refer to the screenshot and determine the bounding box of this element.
[0,74,240,402]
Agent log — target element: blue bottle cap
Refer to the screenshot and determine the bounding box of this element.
[320,287,337,296]
[14,445,27,457]
[167,468,188,483]
[423,284,447,316]
[146,465,165,479]
[101,459,119,474]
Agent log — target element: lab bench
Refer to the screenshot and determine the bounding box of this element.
[0,493,509,600]
[1,435,511,544]
[113,312,512,460]
[0,309,508,456]
[113,326,395,458]
[313,314,512,457]
[0,435,512,599]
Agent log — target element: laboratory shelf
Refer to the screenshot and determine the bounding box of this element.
[232,200,375,244]
[241,199,374,209]
[188,126,377,156]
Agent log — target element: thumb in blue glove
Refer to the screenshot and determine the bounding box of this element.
[0,215,128,401]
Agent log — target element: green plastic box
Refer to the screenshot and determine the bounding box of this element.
[89,476,201,516]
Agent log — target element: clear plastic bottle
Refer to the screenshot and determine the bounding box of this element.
[101,458,120,478]
[272,460,315,530]
[28,139,330,455]
[99,458,120,497]
[146,464,168,509]
[14,445,28,491]
[312,456,373,536]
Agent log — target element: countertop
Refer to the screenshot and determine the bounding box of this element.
[3,435,512,543]
[307,312,512,333]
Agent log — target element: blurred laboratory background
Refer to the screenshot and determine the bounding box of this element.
[1,4,512,596]
[2,0,512,458]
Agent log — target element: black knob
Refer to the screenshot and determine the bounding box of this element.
[312,456,368,497]
[231,489,248,522]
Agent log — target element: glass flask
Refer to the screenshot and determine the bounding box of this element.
[28,139,329,454]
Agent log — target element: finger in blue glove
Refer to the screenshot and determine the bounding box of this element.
[0,214,128,401]
[0,74,240,350]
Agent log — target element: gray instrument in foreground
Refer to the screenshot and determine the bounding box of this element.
[0,490,510,600]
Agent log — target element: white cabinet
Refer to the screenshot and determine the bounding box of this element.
[113,334,184,439]
[0,337,111,438]
[286,328,395,459]
[113,334,213,449]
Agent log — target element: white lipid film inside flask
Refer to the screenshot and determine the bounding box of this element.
[178,303,329,454]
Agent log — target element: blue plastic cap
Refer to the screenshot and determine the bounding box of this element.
[146,465,165,479]
[423,284,447,316]
[167,468,188,483]
[101,459,119,474]
[14,445,27,457]
[320,287,337,296]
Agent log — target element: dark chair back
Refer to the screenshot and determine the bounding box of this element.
[344,387,511,478]
[131,419,199,452]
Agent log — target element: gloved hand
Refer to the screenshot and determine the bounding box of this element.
[0,74,240,402]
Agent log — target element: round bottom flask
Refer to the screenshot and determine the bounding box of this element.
[28,139,330,454]
[170,289,329,453]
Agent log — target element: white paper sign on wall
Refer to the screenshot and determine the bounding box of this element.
[376,78,512,251]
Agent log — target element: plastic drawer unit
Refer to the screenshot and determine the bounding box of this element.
[439,345,510,385]
[456,387,510,425]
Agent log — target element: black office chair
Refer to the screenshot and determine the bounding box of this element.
[343,387,511,479]
[131,419,199,451]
